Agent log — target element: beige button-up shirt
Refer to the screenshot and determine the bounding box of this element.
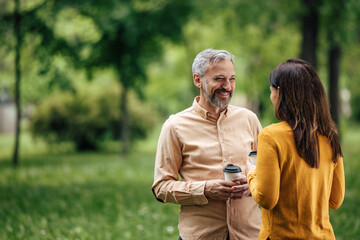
[152,97,262,240]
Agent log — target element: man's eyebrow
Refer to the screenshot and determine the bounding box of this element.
[214,74,236,78]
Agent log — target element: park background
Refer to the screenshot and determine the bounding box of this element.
[0,0,359,239]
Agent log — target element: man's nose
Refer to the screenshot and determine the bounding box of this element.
[222,79,231,90]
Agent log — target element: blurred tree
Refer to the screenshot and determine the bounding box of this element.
[1,0,359,161]
[201,0,301,121]
[182,0,360,126]
[324,0,346,126]
[299,0,359,127]
[299,0,320,69]
[0,0,79,167]
[12,0,21,168]
[1,0,193,156]
[55,0,192,154]
[328,38,342,126]
[342,0,360,123]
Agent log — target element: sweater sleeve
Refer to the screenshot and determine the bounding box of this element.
[329,156,345,209]
[151,118,208,205]
[247,131,281,210]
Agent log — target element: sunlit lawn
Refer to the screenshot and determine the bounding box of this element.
[0,124,359,239]
[0,133,179,240]
[330,123,360,239]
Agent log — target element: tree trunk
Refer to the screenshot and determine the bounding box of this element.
[326,0,344,129]
[328,39,342,126]
[120,85,130,155]
[12,0,22,168]
[299,0,320,69]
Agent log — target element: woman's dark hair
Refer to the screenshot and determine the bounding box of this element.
[269,58,342,168]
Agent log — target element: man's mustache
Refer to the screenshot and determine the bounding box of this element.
[214,89,232,95]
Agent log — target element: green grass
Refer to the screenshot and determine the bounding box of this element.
[0,135,179,240]
[0,124,359,239]
[330,123,360,240]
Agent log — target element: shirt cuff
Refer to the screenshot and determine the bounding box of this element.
[189,181,208,205]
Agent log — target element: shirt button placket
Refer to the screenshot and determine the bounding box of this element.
[217,121,227,164]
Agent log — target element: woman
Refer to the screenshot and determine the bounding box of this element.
[246,58,345,239]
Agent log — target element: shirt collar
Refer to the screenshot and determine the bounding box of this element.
[192,96,229,121]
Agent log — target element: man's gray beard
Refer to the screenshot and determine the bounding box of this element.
[202,79,231,109]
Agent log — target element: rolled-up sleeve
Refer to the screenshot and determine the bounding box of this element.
[152,118,208,205]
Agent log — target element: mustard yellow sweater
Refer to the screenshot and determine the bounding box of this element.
[247,121,345,240]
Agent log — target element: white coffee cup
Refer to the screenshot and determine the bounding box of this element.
[223,164,242,181]
[249,151,257,165]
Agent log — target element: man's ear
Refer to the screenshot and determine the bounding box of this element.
[193,73,202,89]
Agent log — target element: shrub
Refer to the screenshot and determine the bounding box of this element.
[29,86,157,151]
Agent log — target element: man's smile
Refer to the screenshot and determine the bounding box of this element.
[215,90,232,98]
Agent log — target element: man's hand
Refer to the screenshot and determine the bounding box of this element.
[230,175,251,199]
[204,180,237,201]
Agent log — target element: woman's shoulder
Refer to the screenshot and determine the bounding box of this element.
[261,121,292,136]
[259,122,293,147]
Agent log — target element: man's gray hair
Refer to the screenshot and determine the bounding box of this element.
[192,48,234,78]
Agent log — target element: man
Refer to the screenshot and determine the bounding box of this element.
[152,48,262,240]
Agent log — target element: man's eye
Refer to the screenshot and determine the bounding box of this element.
[215,78,224,81]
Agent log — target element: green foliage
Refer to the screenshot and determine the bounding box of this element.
[29,84,157,151]
[53,0,194,96]
[342,42,360,123]
[0,0,82,104]
[30,91,115,151]
[145,42,195,117]
[144,6,301,120]
[0,0,359,137]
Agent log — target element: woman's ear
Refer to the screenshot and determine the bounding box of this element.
[193,73,202,89]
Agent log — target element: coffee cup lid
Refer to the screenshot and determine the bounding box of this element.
[223,164,242,173]
[249,151,257,156]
